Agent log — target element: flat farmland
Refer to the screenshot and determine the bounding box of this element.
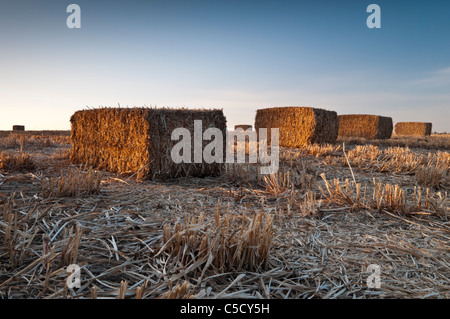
[0,132,448,299]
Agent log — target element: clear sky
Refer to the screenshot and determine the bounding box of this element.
[0,0,449,132]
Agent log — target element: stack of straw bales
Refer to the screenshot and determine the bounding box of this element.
[338,114,393,140]
[70,107,227,180]
[254,106,338,147]
[394,122,432,136]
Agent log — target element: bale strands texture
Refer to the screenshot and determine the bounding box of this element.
[70,108,227,180]
[254,106,339,147]
[338,114,393,140]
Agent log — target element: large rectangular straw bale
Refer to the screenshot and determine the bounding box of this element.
[254,106,338,147]
[338,114,393,139]
[70,107,227,180]
[394,122,432,136]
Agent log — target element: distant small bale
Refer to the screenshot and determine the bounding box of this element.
[254,106,339,147]
[394,122,432,137]
[70,107,227,180]
[12,125,25,131]
[338,114,393,140]
[234,124,252,131]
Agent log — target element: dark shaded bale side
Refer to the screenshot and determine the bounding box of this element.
[254,106,339,147]
[234,124,253,131]
[12,125,25,131]
[395,122,432,136]
[70,107,227,180]
[338,114,393,140]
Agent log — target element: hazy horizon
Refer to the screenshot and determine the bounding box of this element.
[1,0,449,132]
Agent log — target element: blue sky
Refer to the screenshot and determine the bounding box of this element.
[0,0,449,132]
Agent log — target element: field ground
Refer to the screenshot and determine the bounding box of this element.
[0,132,449,299]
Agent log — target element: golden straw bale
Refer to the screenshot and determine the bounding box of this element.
[395,122,432,136]
[254,106,338,147]
[70,107,227,180]
[338,114,393,140]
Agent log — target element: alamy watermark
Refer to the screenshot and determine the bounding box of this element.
[66,264,81,289]
[66,261,382,291]
[366,4,381,29]
[66,4,81,29]
[66,4,381,30]
[366,264,381,289]
[171,121,279,175]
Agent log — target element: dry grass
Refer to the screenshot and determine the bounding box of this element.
[339,134,450,150]
[415,166,448,190]
[293,191,321,217]
[0,132,449,299]
[160,206,274,273]
[324,145,449,174]
[41,167,102,198]
[0,151,35,172]
[0,133,70,149]
[159,281,198,299]
[50,148,71,161]
[319,174,448,218]
[1,196,39,268]
[0,130,70,138]
[263,172,293,198]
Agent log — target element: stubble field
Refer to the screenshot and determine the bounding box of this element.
[0,132,448,299]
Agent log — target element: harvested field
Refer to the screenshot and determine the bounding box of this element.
[0,131,449,299]
[395,122,432,137]
[338,133,450,151]
[0,131,71,138]
[338,114,393,140]
[254,107,338,148]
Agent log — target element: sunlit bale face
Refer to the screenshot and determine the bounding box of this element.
[69,107,227,180]
[395,122,432,137]
[338,114,393,140]
[255,106,339,148]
